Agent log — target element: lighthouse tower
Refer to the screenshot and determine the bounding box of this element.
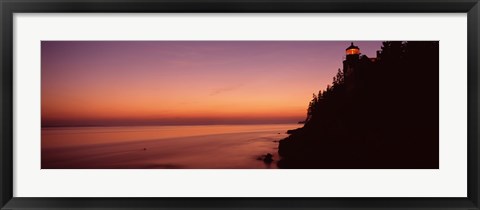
[343,42,360,84]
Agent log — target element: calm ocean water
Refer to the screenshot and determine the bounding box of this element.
[41,124,300,169]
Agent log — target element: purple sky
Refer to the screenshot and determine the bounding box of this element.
[42,41,383,126]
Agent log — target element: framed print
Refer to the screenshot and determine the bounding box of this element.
[1,0,479,209]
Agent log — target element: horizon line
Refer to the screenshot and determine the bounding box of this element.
[41,121,304,128]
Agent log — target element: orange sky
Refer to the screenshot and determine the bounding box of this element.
[41,41,382,126]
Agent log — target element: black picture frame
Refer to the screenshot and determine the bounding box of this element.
[1,0,479,209]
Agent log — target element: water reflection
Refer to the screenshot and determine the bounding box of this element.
[42,124,299,169]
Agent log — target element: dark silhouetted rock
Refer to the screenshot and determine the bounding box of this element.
[263,153,274,163]
[278,41,439,169]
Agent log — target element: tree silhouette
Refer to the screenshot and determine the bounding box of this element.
[278,41,439,169]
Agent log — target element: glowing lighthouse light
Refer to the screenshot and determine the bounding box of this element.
[346,42,360,55]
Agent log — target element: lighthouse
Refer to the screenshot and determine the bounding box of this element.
[345,42,360,60]
[343,42,361,84]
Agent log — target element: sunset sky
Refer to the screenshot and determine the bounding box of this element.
[41,41,383,126]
